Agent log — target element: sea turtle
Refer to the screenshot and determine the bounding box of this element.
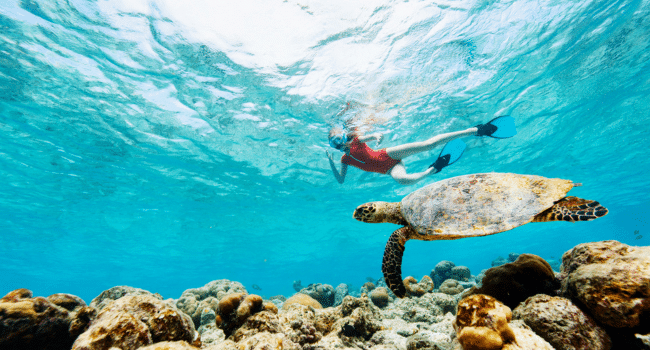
[353,172,608,298]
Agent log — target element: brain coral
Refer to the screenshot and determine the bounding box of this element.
[455,294,516,350]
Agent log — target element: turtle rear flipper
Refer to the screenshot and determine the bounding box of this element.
[382,227,414,298]
[532,196,608,223]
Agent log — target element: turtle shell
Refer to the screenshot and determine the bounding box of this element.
[400,173,575,238]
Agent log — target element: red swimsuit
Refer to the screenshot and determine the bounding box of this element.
[341,137,401,174]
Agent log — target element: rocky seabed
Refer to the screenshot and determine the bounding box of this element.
[1,240,649,350]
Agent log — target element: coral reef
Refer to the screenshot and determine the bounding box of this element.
[175,280,247,328]
[292,280,303,292]
[369,287,391,308]
[512,294,611,350]
[0,289,96,350]
[403,275,434,297]
[560,240,650,329]
[455,294,516,350]
[469,254,559,309]
[90,286,163,311]
[282,293,323,310]
[299,283,335,307]
[361,281,376,295]
[72,294,198,350]
[438,279,465,295]
[334,283,349,306]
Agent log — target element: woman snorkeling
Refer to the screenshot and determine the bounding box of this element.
[326,116,516,185]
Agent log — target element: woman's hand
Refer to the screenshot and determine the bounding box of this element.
[326,150,333,160]
[374,133,383,147]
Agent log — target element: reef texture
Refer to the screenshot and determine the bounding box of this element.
[369,287,391,308]
[454,294,517,350]
[403,275,434,297]
[282,293,323,310]
[513,294,611,350]
[299,283,336,307]
[175,280,247,329]
[469,254,560,309]
[439,279,465,295]
[90,286,164,311]
[430,260,473,287]
[560,240,650,329]
[72,294,199,350]
[0,289,96,350]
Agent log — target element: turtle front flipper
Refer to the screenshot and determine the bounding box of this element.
[382,226,415,298]
[532,196,608,222]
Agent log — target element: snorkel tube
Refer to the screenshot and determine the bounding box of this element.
[329,133,348,150]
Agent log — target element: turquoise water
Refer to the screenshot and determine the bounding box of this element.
[1,0,649,303]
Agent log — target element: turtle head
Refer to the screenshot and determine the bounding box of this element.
[353,201,406,225]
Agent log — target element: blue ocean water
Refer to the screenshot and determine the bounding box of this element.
[1,0,649,303]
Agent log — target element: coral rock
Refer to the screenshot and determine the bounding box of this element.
[72,294,197,350]
[334,283,349,306]
[450,266,471,282]
[299,283,336,307]
[231,311,282,342]
[138,340,200,349]
[90,286,163,311]
[0,289,96,350]
[439,279,465,295]
[216,293,269,337]
[404,275,434,297]
[370,287,391,308]
[282,293,323,310]
[455,294,516,350]
[560,240,650,328]
[175,280,246,329]
[513,294,611,350]
[470,254,559,309]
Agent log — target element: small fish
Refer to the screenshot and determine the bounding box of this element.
[634,230,640,235]
[366,277,375,282]
[636,235,643,240]
[251,284,262,291]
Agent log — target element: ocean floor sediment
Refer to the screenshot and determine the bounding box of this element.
[1,240,649,350]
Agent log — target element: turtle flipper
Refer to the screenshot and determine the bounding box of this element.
[382,226,414,298]
[532,196,608,223]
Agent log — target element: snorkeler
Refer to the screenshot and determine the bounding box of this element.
[326,116,516,185]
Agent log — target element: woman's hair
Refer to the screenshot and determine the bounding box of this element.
[329,126,348,150]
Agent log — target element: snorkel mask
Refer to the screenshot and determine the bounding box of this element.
[329,133,348,150]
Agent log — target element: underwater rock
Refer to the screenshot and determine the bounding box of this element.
[282,293,323,310]
[512,294,611,350]
[469,254,559,309]
[292,280,303,292]
[431,260,456,286]
[491,256,507,267]
[215,293,278,338]
[560,240,650,329]
[333,296,383,341]
[138,340,200,350]
[404,275,434,297]
[361,281,377,295]
[438,279,465,296]
[175,280,247,328]
[370,287,391,308]
[236,331,301,350]
[299,283,335,307]
[406,331,453,350]
[72,294,198,350]
[230,310,282,342]
[370,329,409,349]
[90,286,163,311]
[0,289,96,350]
[449,266,471,282]
[334,283,349,306]
[455,294,516,350]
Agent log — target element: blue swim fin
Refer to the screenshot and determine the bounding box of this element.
[476,116,517,139]
[429,139,466,172]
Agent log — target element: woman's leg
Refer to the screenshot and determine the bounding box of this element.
[388,162,436,185]
[385,127,477,160]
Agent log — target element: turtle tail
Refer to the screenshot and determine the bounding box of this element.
[532,196,608,223]
[382,226,413,298]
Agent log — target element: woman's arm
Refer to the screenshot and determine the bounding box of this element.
[356,132,383,146]
[326,150,347,184]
